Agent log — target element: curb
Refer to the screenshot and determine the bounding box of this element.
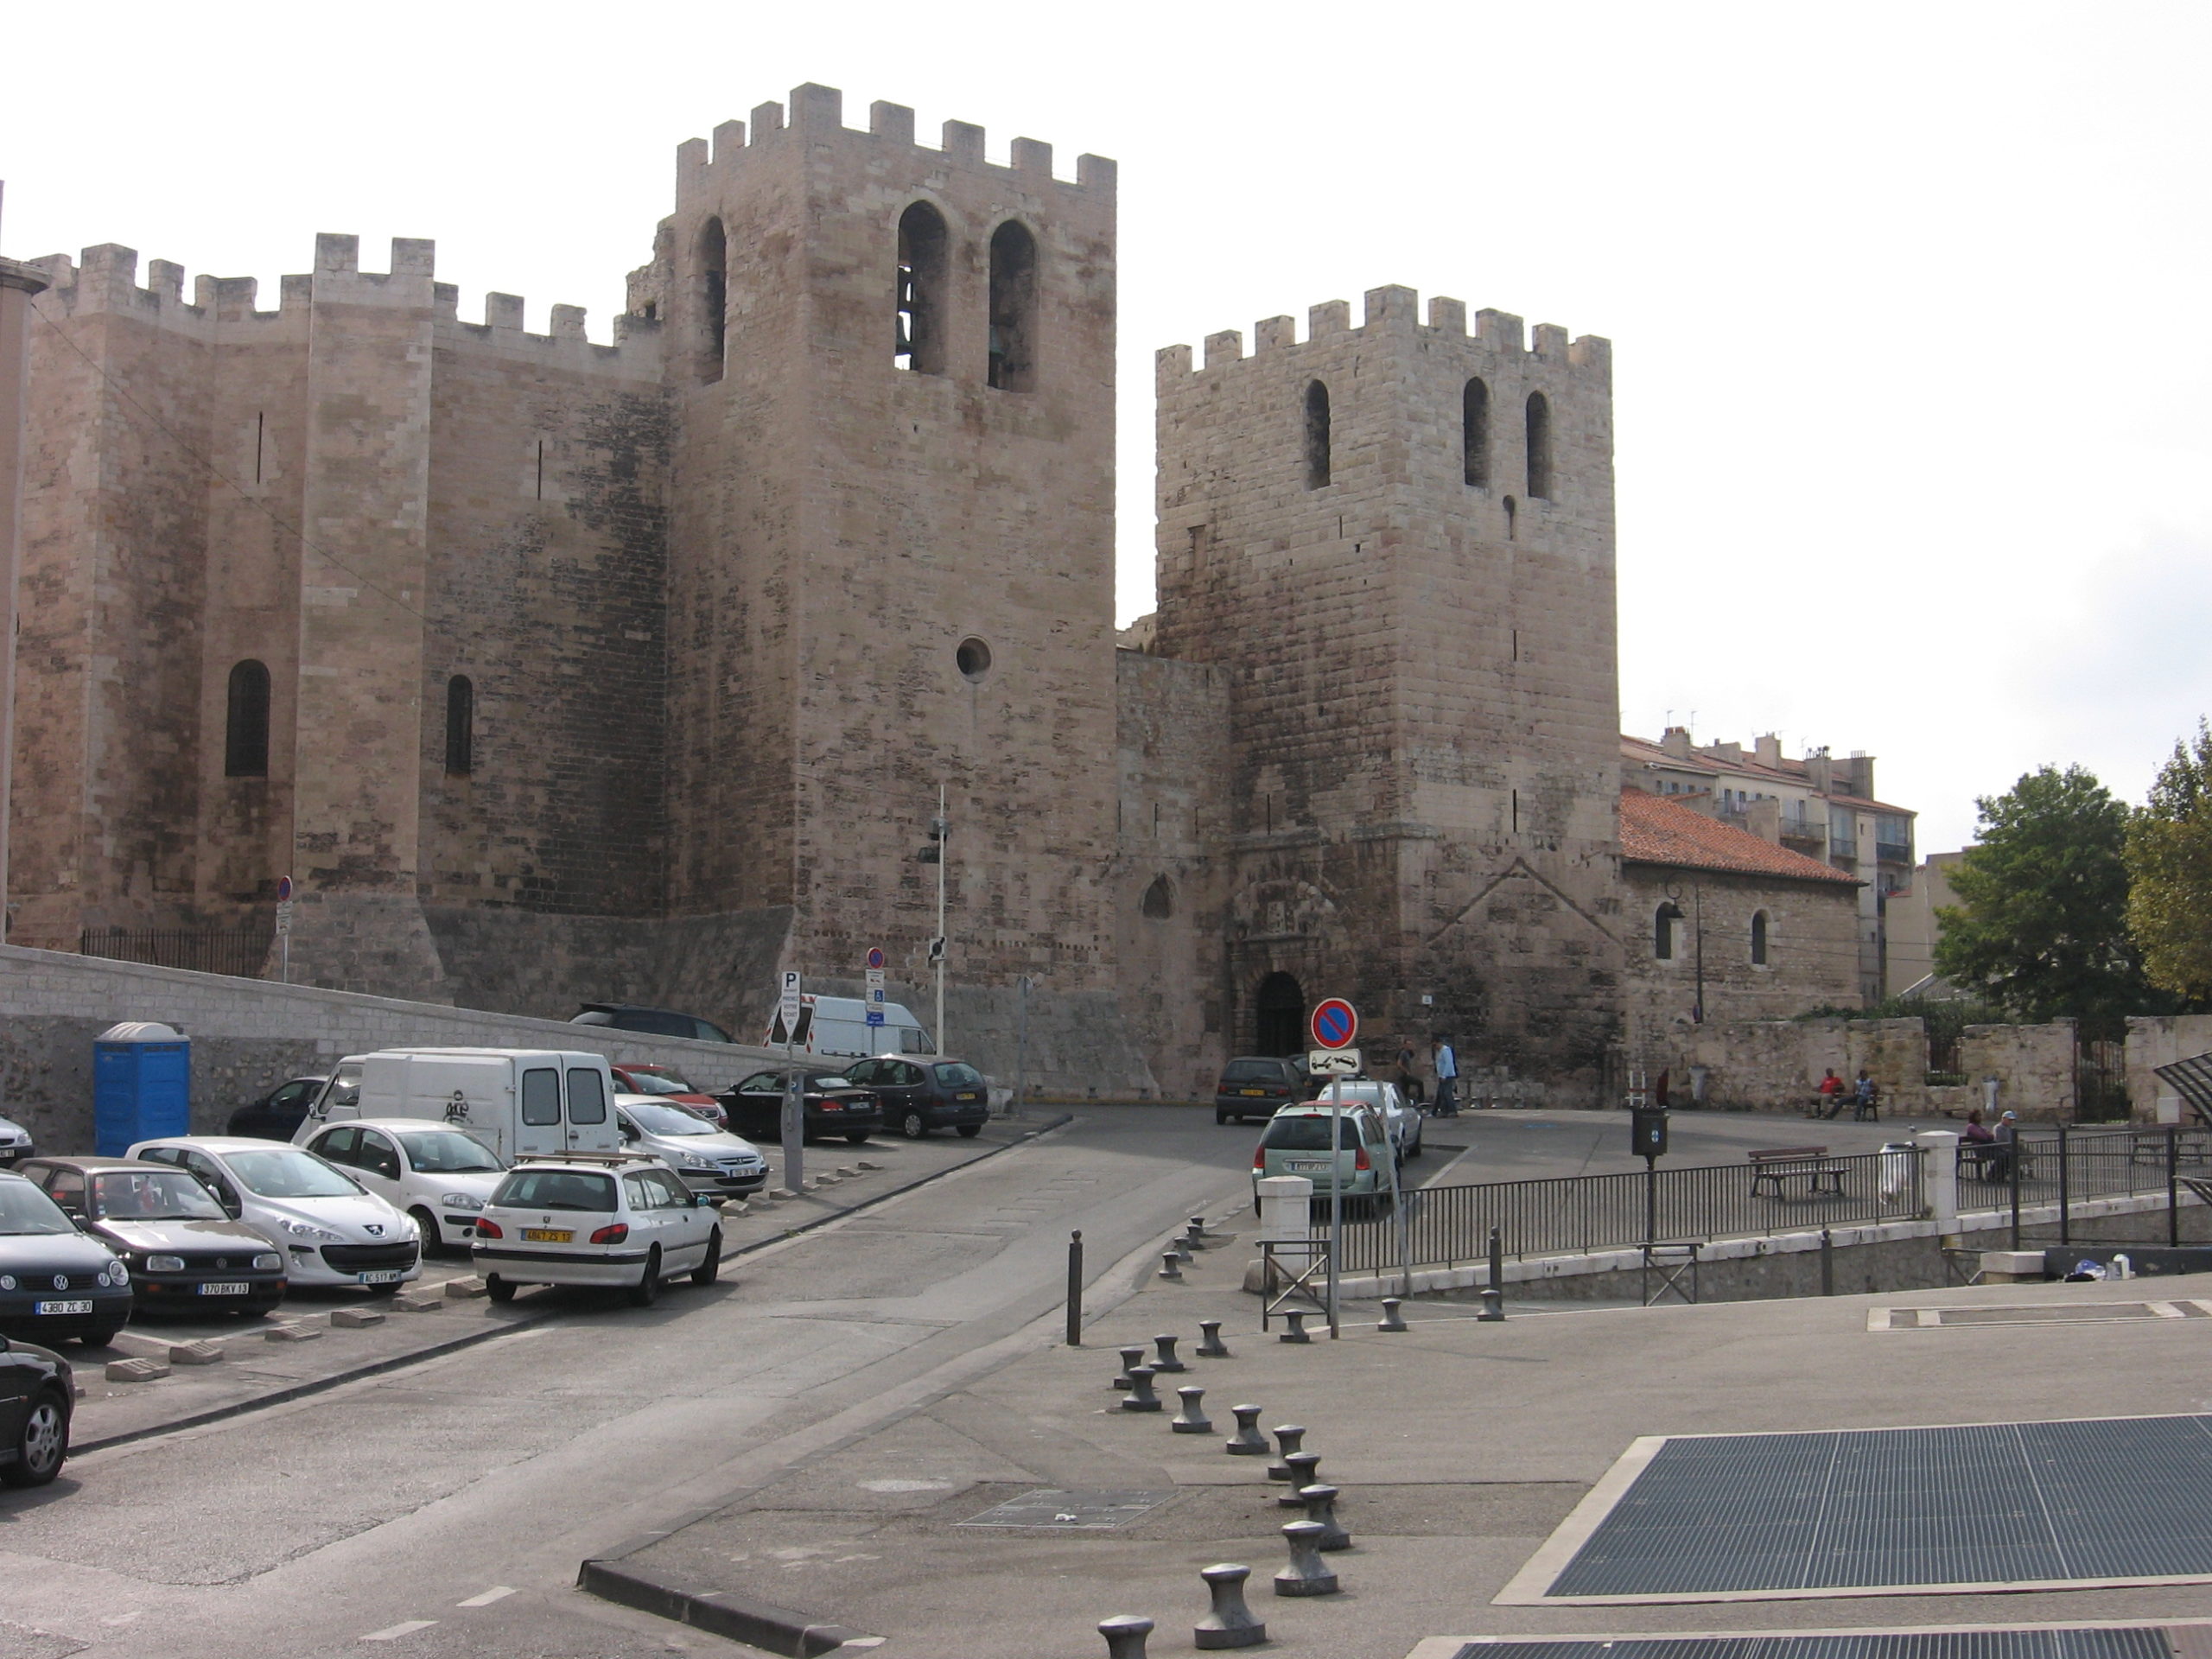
[578,1558,873,1656]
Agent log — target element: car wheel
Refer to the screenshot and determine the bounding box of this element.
[485,1273,516,1304]
[1216,1110,1230,1125]
[900,1109,928,1140]
[84,1325,122,1348]
[626,1246,663,1308]
[0,1389,68,1488]
[845,1131,871,1146]
[956,1124,981,1139]
[409,1206,444,1257]
[691,1228,722,1287]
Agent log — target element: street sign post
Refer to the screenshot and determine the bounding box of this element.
[779,970,802,1049]
[1306,996,1359,1342]
[1310,999,1357,1051]
[274,876,296,983]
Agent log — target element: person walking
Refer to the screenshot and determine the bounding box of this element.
[1431,1035,1459,1117]
[1395,1040,1423,1109]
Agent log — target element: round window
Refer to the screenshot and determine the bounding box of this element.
[956,638,993,681]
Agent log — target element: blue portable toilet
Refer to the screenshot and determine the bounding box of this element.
[93,1021,191,1156]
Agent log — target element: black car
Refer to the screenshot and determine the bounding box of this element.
[1214,1056,1313,1124]
[19,1158,287,1317]
[0,1173,133,1346]
[718,1068,882,1146]
[226,1076,329,1141]
[571,1004,734,1044]
[0,1333,72,1488]
[842,1058,990,1140]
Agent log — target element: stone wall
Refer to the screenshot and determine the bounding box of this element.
[2126,1014,2212,1122]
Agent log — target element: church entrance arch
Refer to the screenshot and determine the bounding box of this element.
[1255,972,1306,1058]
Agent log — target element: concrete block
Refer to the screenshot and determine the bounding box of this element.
[105,1356,170,1382]
[856,1160,883,1171]
[264,1323,324,1343]
[444,1276,489,1299]
[391,1292,445,1312]
[110,1331,225,1365]
[331,1307,386,1328]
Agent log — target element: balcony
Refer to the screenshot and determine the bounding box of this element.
[1875,840,1914,866]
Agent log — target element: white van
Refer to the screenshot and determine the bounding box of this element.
[766,995,933,1062]
[294,1049,621,1162]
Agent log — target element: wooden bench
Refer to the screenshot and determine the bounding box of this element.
[1749,1145,1847,1198]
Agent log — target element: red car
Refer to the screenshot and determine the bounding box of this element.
[608,1064,727,1129]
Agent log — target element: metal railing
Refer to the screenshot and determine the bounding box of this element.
[79,926,270,980]
[1961,1124,2212,1248]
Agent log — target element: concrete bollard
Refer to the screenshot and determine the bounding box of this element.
[1192,1563,1266,1649]
[1158,1251,1185,1282]
[1278,1308,1313,1344]
[1196,1319,1231,1358]
[1151,1333,1187,1373]
[1122,1363,1163,1413]
[1224,1404,1269,1457]
[105,1356,169,1382]
[1298,1482,1351,1550]
[1097,1613,1154,1659]
[1379,1297,1408,1332]
[1273,1520,1339,1597]
[1114,1345,1147,1390]
[1266,1425,1307,1481]
[1171,1386,1212,1434]
[1274,1451,1322,1504]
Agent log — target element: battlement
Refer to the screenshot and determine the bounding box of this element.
[1157,284,1610,389]
[671,81,1116,203]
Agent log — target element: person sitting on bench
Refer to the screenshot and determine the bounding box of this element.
[1960,1107,1998,1178]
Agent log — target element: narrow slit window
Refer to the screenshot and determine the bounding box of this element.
[1751,909,1770,966]
[1525,391,1553,499]
[225,660,270,778]
[1463,378,1489,486]
[895,201,948,374]
[698,217,727,385]
[444,675,474,777]
[987,219,1038,391]
[1304,380,1331,489]
[1655,902,1680,961]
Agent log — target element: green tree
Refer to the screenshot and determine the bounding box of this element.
[2126,721,2212,1001]
[1933,765,2152,1030]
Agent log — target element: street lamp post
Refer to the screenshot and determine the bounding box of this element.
[917,784,949,1055]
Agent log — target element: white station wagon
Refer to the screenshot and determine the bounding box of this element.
[471,1154,721,1307]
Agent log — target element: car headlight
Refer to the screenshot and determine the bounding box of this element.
[0,1274,14,1290]
[679,1156,718,1171]
[278,1219,345,1243]
[439,1193,483,1211]
[102,1262,129,1287]
[253,1254,282,1272]
[145,1254,186,1273]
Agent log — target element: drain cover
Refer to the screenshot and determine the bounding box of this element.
[956,1488,1175,1530]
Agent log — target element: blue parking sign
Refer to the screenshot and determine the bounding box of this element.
[866,1010,885,1027]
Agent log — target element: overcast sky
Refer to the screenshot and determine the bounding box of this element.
[5,1,2205,853]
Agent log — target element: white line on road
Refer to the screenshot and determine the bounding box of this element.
[455,1586,516,1607]
[360,1619,437,1641]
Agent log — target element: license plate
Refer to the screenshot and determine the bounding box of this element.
[1241,1088,1267,1096]
[1287,1160,1330,1173]
[955,1092,979,1102]
[198,1281,250,1296]
[522,1228,572,1243]
[357,1269,404,1284]
[35,1299,92,1315]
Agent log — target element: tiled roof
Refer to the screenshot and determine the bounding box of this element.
[1619,788,1860,886]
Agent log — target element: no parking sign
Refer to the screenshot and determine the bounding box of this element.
[1309,998,1357,1051]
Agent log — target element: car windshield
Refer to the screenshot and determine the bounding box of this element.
[493,1169,617,1211]
[621,1068,697,1096]
[1222,1061,1281,1083]
[224,1149,365,1198]
[396,1130,504,1173]
[934,1063,983,1088]
[0,1180,76,1236]
[806,1073,854,1090]
[92,1168,226,1220]
[626,1102,714,1136]
[1261,1115,1366,1152]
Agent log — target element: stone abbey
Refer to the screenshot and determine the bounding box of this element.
[4,84,1868,1100]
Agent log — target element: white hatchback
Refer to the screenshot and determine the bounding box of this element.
[124,1136,423,1291]
[296,1118,509,1255]
[472,1154,721,1307]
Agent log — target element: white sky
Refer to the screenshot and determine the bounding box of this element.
[5,1,2206,854]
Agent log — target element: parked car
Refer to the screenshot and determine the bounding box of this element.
[18,1157,285,1316]
[766,993,934,1063]
[0,1172,132,1345]
[718,1068,882,1146]
[0,1116,35,1168]
[296,1119,509,1255]
[124,1138,422,1293]
[0,1332,73,1488]
[226,1076,330,1141]
[1301,1077,1423,1158]
[571,1004,734,1044]
[1214,1057,1312,1125]
[609,1064,728,1128]
[1250,1103,1396,1217]
[298,1049,620,1163]
[471,1154,721,1306]
[612,1099,768,1196]
[840,1057,988,1139]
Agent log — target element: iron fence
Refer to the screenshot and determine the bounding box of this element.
[78,926,270,980]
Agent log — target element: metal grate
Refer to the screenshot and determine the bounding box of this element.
[955,1489,1173,1531]
[1530,1414,2212,1599]
[1455,1631,2173,1659]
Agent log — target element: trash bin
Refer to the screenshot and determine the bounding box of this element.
[93,1021,190,1156]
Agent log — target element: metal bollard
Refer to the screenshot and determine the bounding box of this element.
[1196,1319,1231,1358]
[1190,1214,1214,1243]
[1098,1613,1154,1659]
[1170,1230,1196,1264]
[1224,1404,1269,1456]
[1180,1222,1208,1254]
[1171,1386,1213,1434]
[1278,1308,1312,1344]
[1298,1482,1351,1550]
[1274,1451,1322,1504]
[1478,1224,1506,1320]
[1193,1563,1267,1649]
[1122,1363,1163,1413]
[1159,1251,1185,1282]
[1151,1333,1187,1374]
[1266,1424,1307,1481]
[1113,1344,1147,1390]
[1379,1297,1408,1332]
[1273,1520,1340,1597]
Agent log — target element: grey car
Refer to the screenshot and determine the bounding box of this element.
[612,1099,769,1197]
[20,1158,287,1316]
[0,1116,34,1168]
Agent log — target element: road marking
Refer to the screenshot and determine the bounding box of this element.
[360,1619,437,1641]
[456,1586,516,1606]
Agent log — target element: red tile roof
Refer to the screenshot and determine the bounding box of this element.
[1619,788,1860,886]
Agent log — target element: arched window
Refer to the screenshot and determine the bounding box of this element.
[224,660,270,778]
[1654,901,1681,961]
[1141,874,1174,919]
[1463,378,1490,486]
[1525,391,1553,499]
[1255,971,1306,1057]
[987,219,1037,391]
[1304,380,1332,489]
[895,201,948,375]
[1751,909,1770,966]
[444,675,474,777]
[697,218,727,385]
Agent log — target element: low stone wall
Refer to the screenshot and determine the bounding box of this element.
[2127,1014,2212,1122]
[1656,1015,2079,1122]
